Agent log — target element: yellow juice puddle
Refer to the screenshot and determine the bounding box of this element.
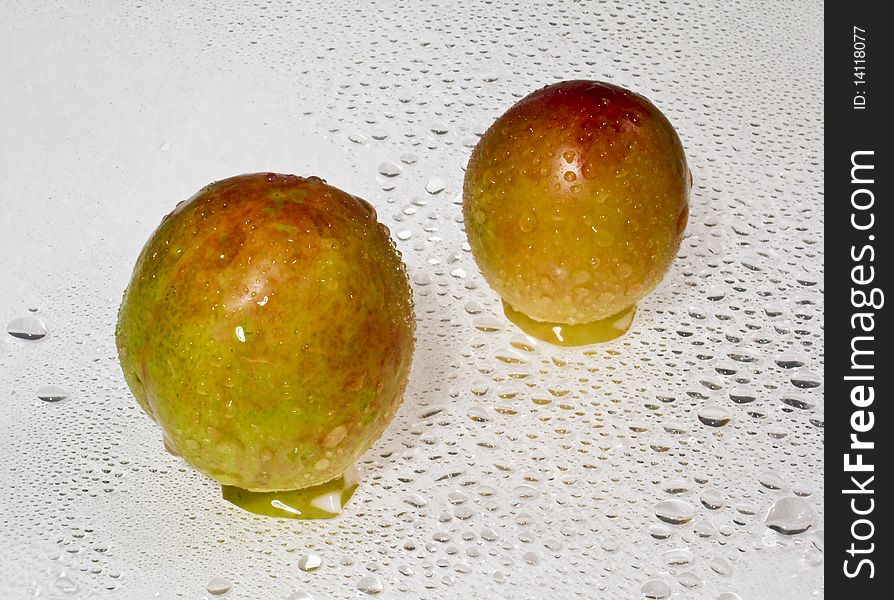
[221,465,359,520]
[502,301,636,346]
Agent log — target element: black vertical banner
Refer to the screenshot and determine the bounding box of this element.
[827,2,891,595]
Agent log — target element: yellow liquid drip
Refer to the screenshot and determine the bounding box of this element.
[221,467,359,520]
[502,301,636,346]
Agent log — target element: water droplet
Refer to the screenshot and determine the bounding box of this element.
[698,405,731,427]
[298,552,322,572]
[37,384,69,403]
[765,497,816,534]
[7,316,47,340]
[709,557,732,575]
[790,369,822,389]
[662,548,694,565]
[729,387,756,403]
[405,494,427,508]
[693,520,716,538]
[700,489,724,510]
[286,593,315,600]
[377,161,401,177]
[774,352,806,368]
[654,500,696,524]
[356,574,384,595]
[453,505,474,520]
[466,406,491,423]
[55,576,78,594]
[464,301,483,315]
[641,579,671,599]
[518,210,538,233]
[206,577,232,595]
[425,178,446,194]
[649,524,673,539]
[473,316,503,332]
[678,571,702,588]
[758,470,787,490]
[781,394,815,410]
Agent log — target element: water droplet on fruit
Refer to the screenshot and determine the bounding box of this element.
[7,316,47,340]
[518,210,537,233]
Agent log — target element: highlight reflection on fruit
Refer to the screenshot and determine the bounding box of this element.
[463,80,690,327]
[116,173,415,492]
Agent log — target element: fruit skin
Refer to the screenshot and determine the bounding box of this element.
[116,173,415,492]
[463,80,690,324]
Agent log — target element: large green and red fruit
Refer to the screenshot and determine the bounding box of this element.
[463,80,690,324]
[116,173,415,492]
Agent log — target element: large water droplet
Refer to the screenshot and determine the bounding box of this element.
[7,316,48,340]
[697,405,732,427]
[55,576,78,594]
[641,579,671,599]
[425,178,446,194]
[356,575,384,595]
[654,500,696,524]
[298,552,322,572]
[206,577,232,595]
[37,384,69,403]
[377,161,401,177]
[765,497,816,534]
[758,470,787,490]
